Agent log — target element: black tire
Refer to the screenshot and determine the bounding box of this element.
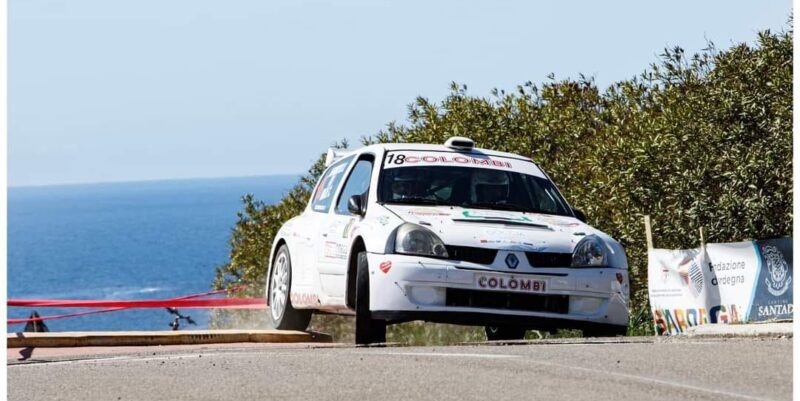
[355,251,386,345]
[485,325,527,341]
[582,326,627,338]
[267,245,312,330]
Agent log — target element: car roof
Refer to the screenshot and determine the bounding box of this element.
[342,142,535,163]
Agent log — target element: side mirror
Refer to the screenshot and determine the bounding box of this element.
[347,195,365,216]
[572,208,587,223]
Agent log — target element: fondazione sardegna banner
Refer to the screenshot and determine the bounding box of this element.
[647,238,792,335]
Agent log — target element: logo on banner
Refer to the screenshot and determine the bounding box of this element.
[678,256,704,298]
[763,245,792,296]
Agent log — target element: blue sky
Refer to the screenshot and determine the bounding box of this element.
[9,0,791,186]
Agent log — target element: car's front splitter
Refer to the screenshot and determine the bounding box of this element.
[371,310,627,334]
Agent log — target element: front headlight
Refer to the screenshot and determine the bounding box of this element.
[571,235,608,267]
[395,223,449,258]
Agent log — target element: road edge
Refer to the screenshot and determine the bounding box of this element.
[684,322,793,338]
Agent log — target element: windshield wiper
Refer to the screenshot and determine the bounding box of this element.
[463,202,535,213]
[452,218,551,229]
[385,197,457,206]
[463,202,565,216]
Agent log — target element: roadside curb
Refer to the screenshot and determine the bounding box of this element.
[7,329,332,348]
[685,322,793,338]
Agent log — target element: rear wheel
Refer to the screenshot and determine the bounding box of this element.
[485,326,527,341]
[267,245,312,330]
[355,251,386,345]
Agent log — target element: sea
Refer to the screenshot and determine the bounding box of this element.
[7,175,298,332]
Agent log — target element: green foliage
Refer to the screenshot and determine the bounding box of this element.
[212,26,792,339]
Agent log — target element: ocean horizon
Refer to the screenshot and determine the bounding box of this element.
[7,174,299,332]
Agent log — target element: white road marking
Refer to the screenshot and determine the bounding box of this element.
[524,359,777,401]
[10,352,233,367]
[368,350,776,400]
[369,351,519,359]
[10,348,324,367]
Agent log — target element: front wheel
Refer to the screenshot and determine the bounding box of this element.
[485,326,527,341]
[355,251,386,345]
[267,245,312,330]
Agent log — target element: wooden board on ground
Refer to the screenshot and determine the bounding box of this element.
[7,330,332,348]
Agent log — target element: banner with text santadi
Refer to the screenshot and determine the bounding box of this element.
[647,238,792,335]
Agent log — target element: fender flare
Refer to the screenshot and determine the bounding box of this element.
[345,236,366,309]
[266,238,288,305]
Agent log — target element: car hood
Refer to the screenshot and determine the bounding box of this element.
[381,204,595,253]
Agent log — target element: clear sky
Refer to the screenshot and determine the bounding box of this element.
[8,0,792,186]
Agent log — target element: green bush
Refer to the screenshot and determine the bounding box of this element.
[212,25,792,339]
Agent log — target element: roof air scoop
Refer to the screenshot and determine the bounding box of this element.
[444,136,475,150]
[325,148,343,167]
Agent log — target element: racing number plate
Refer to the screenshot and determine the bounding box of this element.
[476,274,546,293]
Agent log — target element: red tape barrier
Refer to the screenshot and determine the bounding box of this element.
[9,308,129,325]
[9,298,266,309]
[8,286,265,325]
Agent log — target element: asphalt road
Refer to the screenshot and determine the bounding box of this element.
[8,337,792,401]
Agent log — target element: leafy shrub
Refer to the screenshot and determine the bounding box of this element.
[212,25,792,339]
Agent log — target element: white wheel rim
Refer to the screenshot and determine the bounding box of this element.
[270,254,289,321]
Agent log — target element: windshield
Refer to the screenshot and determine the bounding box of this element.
[378,164,573,216]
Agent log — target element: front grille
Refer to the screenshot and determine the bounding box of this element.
[446,288,569,314]
[445,245,497,265]
[525,252,572,267]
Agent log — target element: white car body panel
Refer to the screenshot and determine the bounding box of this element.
[268,142,630,329]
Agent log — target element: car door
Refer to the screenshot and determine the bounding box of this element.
[316,153,375,299]
[293,155,353,293]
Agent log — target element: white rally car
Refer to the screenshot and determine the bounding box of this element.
[267,137,630,344]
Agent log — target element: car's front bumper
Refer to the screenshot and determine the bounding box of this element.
[366,253,630,329]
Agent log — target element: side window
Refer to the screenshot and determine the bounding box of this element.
[310,155,354,213]
[335,156,375,215]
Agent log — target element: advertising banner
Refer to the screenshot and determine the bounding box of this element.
[648,238,792,335]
